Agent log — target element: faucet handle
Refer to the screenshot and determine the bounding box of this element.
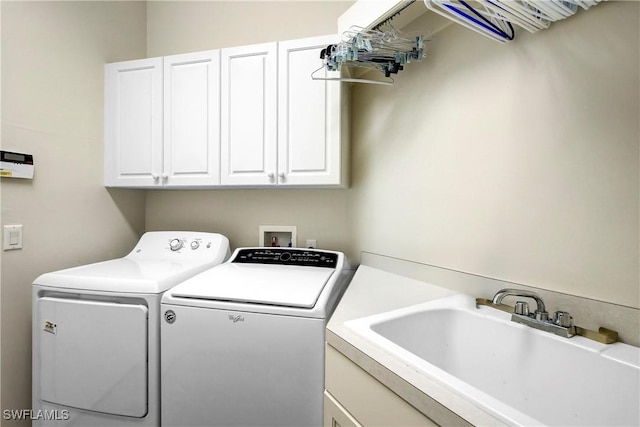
[514,301,530,316]
[535,311,550,322]
[553,311,573,328]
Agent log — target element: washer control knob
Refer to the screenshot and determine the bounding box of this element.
[190,240,200,250]
[169,238,184,251]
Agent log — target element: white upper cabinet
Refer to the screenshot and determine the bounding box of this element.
[220,42,278,186]
[163,50,220,187]
[105,51,220,188]
[221,35,347,187]
[105,58,163,187]
[105,35,347,189]
[277,34,342,187]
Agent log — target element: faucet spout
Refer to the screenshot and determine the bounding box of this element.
[491,288,546,315]
[484,289,578,339]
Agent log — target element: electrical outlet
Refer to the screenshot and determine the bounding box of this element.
[305,239,317,249]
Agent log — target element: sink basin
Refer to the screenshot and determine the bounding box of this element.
[345,294,640,426]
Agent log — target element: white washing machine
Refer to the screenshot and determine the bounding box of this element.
[32,231,230,427]
[161,247,351,427]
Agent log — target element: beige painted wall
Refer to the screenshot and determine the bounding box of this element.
[147,0,354,56]
[146,1,638,309]
[0,1,147,421]
[145,1,356,259]
[349,2,639,308]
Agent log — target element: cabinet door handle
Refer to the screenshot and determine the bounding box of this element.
[278,172,286,179]
[267,172,275,179]
[152,173,160,180]
[161,173,169,180]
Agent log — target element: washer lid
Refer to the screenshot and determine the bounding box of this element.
[169,263,335,309]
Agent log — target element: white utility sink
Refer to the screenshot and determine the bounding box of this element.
[345,294,640,426]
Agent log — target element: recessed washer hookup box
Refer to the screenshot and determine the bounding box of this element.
[0,150,34,179]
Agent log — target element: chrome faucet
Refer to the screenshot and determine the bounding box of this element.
[492,288,547,319]
[489,288,575,338]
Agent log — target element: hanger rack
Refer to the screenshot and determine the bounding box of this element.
[317,0,604,85]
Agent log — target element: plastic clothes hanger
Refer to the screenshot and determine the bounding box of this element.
[481,0,539,33]
[505,1,551,30]
[482,0,550,32]
[425,0,514,43]
[552,0,578,17]
[530,0,570,21]
[456,0,515,39]
[573,0,601,10]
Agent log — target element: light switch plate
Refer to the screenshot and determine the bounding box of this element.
[3,225,23,250]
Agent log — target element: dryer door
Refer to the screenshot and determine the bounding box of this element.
[37,297,148,417]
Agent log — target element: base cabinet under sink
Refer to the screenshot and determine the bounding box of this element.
[324,392,362,427]
[324,344,437,427]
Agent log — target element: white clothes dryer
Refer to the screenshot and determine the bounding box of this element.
[32,231,230,427]
[161,247,352,427]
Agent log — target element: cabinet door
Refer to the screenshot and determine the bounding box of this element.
[324,391,363,427]
[220,42,278,186]
[163,50,221,187]
[278,35,342,186]
[325,344,439,426]
[105,58,163,187]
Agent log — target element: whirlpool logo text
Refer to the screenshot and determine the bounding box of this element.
[228,314,245,323]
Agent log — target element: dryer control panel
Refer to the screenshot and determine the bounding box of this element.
[232,248,338,268]
[126,231,230,264]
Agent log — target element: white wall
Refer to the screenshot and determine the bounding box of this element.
[349,1,639,308]
[145,1,355,258]
[0,1,147,421]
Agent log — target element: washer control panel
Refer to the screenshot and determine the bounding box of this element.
[232,248,338,268]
